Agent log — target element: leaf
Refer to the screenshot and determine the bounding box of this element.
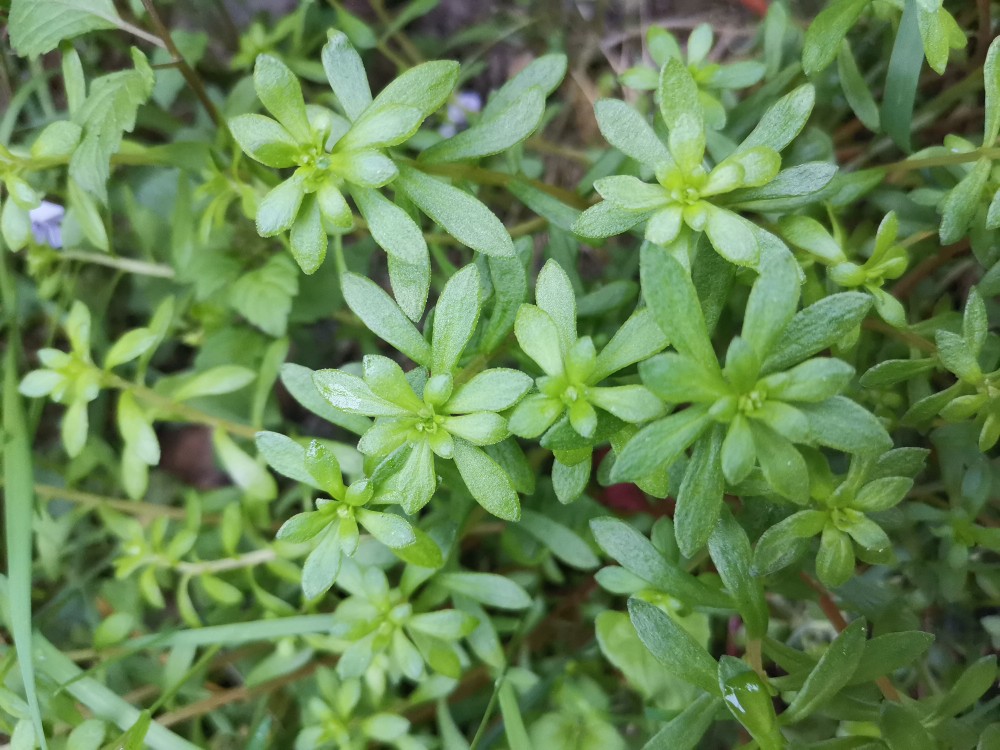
[640,243,717,372]
[838,40,880,131]
[743,249,800,359]
[849,630,934,684]
[396,166,514,257]
[940,158,991,244]
[438,572,531,609]
[801,0,872,75]
[171,365,256,401]
[452,440,520,521]
[229,255,299,337]
[627,598,721,695]
[70,49,155,202]
[313,369,410,417]
[356,509,415,548]
[593,308,670,382]
[482,251,528,351]
[707,509,768,637]
[798,396,892,455]
[9,0,121,57]
[751,422,809,501]
[447,369,533,412]
[986,37,1000,145]
[931,655,997,720]
[321,30,373,121]
[371,60,460,119]
[498,680,533,750]
[782,618,867,723]
[642,694,722,750]
[483,53,567,119]
[104,328,158,370]
[659,59,703,131]
[739,84,814,154]
[255,431,321,489]
[882,0,923,152]
[590,516,732,608]
[675,427,725,557]
[762,292,872,373]
[610,407,710,483]
[431,264,481,374]
[341,272,431,365]
[280,363,371,436]
[253,54,312,143]
[212,430,277,502]
[520,510,598,569]
[593,99,672,168]
[422,87,546,162]
[301,527,342,599]
[515,305,564,377]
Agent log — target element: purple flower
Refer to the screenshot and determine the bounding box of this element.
[30,201,65,248]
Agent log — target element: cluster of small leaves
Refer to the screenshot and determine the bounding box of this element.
[3,1,1000,750]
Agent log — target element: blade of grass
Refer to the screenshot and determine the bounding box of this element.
[881,0,923,152]
[1,247,47,747]
[497,678,533,750]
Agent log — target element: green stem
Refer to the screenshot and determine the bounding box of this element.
[60,249,176,278]
[104,374,259,439]
[174,548,276,576]
[33,483,197,521]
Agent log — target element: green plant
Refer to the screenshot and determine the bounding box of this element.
[2,1,999,748]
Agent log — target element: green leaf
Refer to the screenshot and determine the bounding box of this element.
[498,680,533,750]
[534,259,578,349]
[447,369,532,412]
[880,702,935,749]
[782,618,866,723]
[849,630,934,684]
[762,292,872,373]
[482,53,567,120]
[627,597,720,695]
[9,0,121,57]
[482,251,528,351]
[610,407,710,483]
[642,694,721,750]
[816,525,855,587]
[256,173,306,238]
[443,412,507,445]
[431,264,481,374]
[521,510,598,569]
[593,308,670,382]
[253,55,312,143]
[762,358,855,403]
[116,391,159,465]
[281,363,371,435]
[313,369,411,417]
[659,59,703,131]
[593,99,672,168]
[852,476,912,512]
[859,358,936,387]
[396,166,514,257]
[738,84,814,154]
[985,37,1000,145]
[591,516,732,608]
[321,30,373,121]
[703,206,759,266]
[752,510,826,577]
[717,658,784,748]
[940,158,991,244]
[752,422,809,501]
[452,440,520,521]
[743,249,800,359]
[256,431,322,489]
[963,287,988,356]
[931,655,997,720]
[640,243,717,372]
[356,509,415,548]
[172,365,256,401]
[798,396,892,455]
[301,527,342,599]
[515,305,564,377]
[438,572,531,609]
[104,328,158,370]
[802,0,871,75]
[675,427,725,557]
[882,0,923,152]
[837,40,880,131]
[229,255,299,336]
[708,510,768,637]
[573,201,648,239]
[339,105,423,151]
[422,87,545,162]
[551,456,590,504]
[371,60,460,119]
[341,272,431,365]
[70,49,154,202]
[212,430,277,502]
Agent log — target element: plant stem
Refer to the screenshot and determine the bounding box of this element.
[174,548,276,575]
[33,483,196,521]
[139,0,223,128]
[882,146,1000,174]
[104,374,259,439]
[60,250,176,278]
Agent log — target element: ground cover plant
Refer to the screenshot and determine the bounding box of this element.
[1,0,999,747]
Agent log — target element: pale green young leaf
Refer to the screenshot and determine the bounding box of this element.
[738,84,814,154]
[816,525,855,586]
[628,598,721,695]
[212,430,277,502]
[446,369,533,412]
[253,55,312,143]
[396,166,514,257]
[288,194,327,274]
[338,105,423,151]
[313,369,412,417]
[104,328,158,370]
[515,305,564,377]
[535,259,577,348]
[703,206,759,266]
[572,201,649,239]
[521,509,598,569]
[593,99,672,168]
[321,30,373,121]
[498,680,533,750]
[282,364,371,435]
[341,272,431,365]
[985,37,1000,145]
[371,61,460,118]
[255,431,322,489]
[256,173,306,237]
[751,423,809,501]
[356,509,415,549]
[659,58,702,131]
[482,53,567,119]
[116,392,158,465]
[442,412,507,445]
[171,365,256,401]
[301,529,342,600]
